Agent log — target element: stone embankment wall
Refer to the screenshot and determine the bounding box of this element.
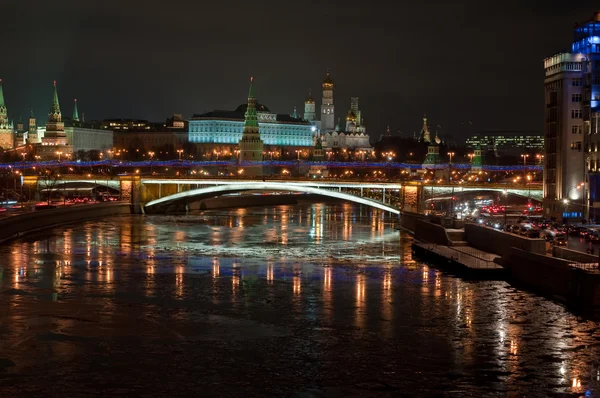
[399,211,426,233]
[414,220,450,245]
[0,202,131,243]
[553,246,599,263]
[464,223,546,257]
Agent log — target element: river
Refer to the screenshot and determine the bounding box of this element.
[0,202,599,397]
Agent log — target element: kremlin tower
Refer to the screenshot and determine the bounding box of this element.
[42,81,67,145]
[73,98,80,122]
[0,79,14,150]
[28,110,38,144]
[238,77,264,176]
[320,71,335,131]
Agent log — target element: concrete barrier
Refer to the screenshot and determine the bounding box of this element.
[504,247,573,298]
[464,223,546,257]
[0,202,131,243]
[399,211,426,233]
[553,246,599,263]
[414,219,450,245]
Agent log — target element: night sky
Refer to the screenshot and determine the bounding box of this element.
[3,0,600,142]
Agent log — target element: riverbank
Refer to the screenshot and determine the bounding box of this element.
[402,211,600,314]
[0,202,131,243]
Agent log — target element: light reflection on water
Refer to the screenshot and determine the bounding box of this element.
[0,203,599,396]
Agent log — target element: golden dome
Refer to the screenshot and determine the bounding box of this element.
[322,71,333,87]
[345,110,356,121]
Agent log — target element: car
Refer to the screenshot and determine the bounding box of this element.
[553,235,567,246]
[586,230,600,242]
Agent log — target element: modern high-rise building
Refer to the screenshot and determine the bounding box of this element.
[542,12,600,221]
[320,71,335,132]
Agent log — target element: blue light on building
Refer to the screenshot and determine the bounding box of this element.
[189,104,314,147]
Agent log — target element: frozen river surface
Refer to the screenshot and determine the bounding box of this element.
[0,203,599,397]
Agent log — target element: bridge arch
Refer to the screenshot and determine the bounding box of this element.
[144,182,400,214]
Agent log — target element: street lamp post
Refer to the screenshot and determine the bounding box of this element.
[148,151,155,175]
[448,152,455,217]
[503,190,508,227]
[177,149,183,161]
[521,154,529,182]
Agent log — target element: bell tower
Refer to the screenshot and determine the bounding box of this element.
[320,71,335,132]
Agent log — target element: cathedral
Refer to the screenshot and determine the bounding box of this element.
[303,71,372,152]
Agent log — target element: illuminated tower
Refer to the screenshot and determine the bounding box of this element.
[238,77,263,176]
[471,145,483,172]
[28,110,38,144]
[420,114,431,143]
[304,90,316,121]
[73,98,79,122]
[320,71,335,131]
[0,79,14,149]
[350,97,361,126]
[43,81,67,145]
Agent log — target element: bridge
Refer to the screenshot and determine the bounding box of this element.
[140,178,402,214]
[23,175,543,215]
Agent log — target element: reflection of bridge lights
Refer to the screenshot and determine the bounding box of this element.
[324,267,331,291]
[572,377,581,388]
[267,264,274,283]
[293,276,301,295]
[510,339,518,355]
[356,274,365,302]
[383,271,391,290]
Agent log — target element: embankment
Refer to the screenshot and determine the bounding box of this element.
[0,202,132,243]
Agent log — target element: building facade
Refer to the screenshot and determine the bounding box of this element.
[189,100,313,152]
[466,131,544,155]
[542,13,600,220]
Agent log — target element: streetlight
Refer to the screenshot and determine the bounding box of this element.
[521,154,529,182]
[503,189,508,227]
[56,151,63,162]
[177,149,183,161]
[536,154,544,165]
[148,151,155,175]
[448,152,455,217]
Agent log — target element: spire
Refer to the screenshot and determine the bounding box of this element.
[0,79,5,108]
[248,76,255,99]
[49,80,61,121]
[30,109,34,118]
[385,125,391,137]
[73,98,79,121]
[243,77,259,131]
[292,106,297,119]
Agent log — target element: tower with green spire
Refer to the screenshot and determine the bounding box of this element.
[312,134,324,161]
[0,79,15,149]
[43,80,67,145]
[471,145,484,172]
[73,98,79,122]
[238,77,264,176]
